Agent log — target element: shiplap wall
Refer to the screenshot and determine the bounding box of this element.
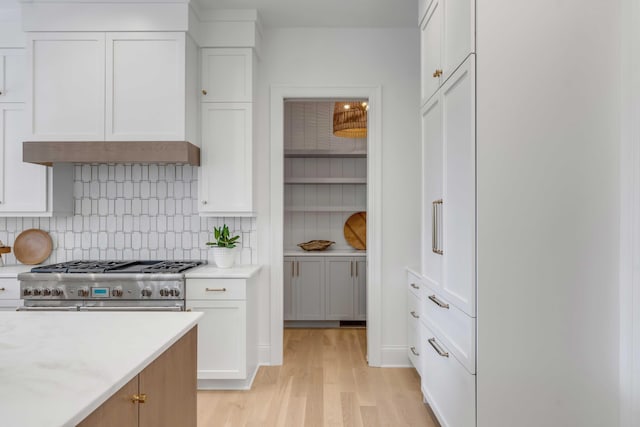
[283,101,367,250]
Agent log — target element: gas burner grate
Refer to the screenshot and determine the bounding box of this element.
[141,261,205,274]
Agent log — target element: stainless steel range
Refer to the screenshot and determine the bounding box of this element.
[17,260,205,312]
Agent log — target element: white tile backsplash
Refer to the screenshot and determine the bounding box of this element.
[0,164,256,265]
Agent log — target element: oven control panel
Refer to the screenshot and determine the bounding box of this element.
[19,282,184,300]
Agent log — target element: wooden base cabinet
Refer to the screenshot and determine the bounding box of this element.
[186,276,258,390]
[78,327,197,427]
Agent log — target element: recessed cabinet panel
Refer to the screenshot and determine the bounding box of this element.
[0,105,48,213]
[421,95,443,290]
[284,259,294,320]
[200,103,252,214]
[201,49,252,103]
[421,0,442,105]
[325,258,355,320]
[0,49,26,103]
[442,55,476,317]
[296,258,325,321]
[443,0,475,80]
[354,259,367,320]
[190,301,246,379]
[106,33,185,140]
[28,33,105,140]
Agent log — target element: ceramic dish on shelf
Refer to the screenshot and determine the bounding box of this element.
[297,240,335,251]
[13,229,53,265]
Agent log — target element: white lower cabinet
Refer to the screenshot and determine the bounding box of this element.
[422,324,476,427]
[186,276,258,390]
[0,277,22,311]
[408,268,476,427]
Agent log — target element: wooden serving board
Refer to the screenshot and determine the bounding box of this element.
[13,229,52,265]
[344,212,367,250]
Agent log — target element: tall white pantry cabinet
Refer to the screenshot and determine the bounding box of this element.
[410,0,476,425]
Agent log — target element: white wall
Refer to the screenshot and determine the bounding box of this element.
[476,1,621,426]
[255,28,420,362]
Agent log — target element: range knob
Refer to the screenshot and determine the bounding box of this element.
[169,288,181,297]
[52,288,64,297]
[159,287,170,297]
[23,287,33,296]
[141,287,152,297]
[33,288,43,296]
[111,287,123,297]
[42,288,52,296]
[77,287,89,297]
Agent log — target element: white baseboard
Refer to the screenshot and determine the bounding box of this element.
[197,364,259,391]
[381,345,411,367]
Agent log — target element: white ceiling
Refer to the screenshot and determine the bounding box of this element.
[195,0,418,28]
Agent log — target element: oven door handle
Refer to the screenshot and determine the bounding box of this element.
[16,306,79,312]
[79,306,183,312]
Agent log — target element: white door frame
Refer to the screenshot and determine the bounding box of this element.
[269,85,383,366]
[620,0,640,424]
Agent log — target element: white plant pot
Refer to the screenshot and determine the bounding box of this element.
[211,246,236,268]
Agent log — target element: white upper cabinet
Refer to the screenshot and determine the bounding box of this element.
[27,32,189,142]
[201,49,253,103]
[200,103,253,215]
[106,33,185,141]
[420,0,475,106]
[0,105,47,213]
[420,0,442,104]
[443,0,475,80]
[0,49,26,103]
[27,33,105,141]
[442,55,476,317]
[199,48,256,216]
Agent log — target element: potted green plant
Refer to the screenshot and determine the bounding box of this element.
[206,224,240,268]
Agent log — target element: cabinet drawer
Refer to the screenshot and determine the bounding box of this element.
[422,287,476,374]
[408,321,424,377]
[422,325,475,427]
[186,279,246,300]
[0,278,20,300]
[408,289,422,331]
[407,270,424,300]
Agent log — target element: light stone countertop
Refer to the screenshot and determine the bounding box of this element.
[184,264,261,279]
[0,311,202,427]
[284,248,367,257]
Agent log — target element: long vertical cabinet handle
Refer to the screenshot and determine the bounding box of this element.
[291,262,295,277]
[432,199,444,255]
[297,261,300,277]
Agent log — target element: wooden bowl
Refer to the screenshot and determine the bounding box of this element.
[297,240,335,251]
[13,229,53,265]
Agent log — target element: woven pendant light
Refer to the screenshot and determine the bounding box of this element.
[333,101,368,138]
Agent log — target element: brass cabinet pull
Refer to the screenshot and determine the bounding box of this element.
[0,288,5,291]
[428,294,450,309]
[410,346,420,356]
[351,261,353,277]
[356,262,358,277]
[297,261,300,277]
[291,262,294,277]
[410,310,419,319]
[432,199,443,255]
[410,283,420,290]
[202,89,207,95]
[131,393,147,404]
[205,288,227,292]
[432,69,443,78]
[428,338,449,358]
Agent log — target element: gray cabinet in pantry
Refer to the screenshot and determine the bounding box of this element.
[284,256,366,322]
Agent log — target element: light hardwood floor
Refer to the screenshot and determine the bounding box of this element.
[197,328,439,427]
